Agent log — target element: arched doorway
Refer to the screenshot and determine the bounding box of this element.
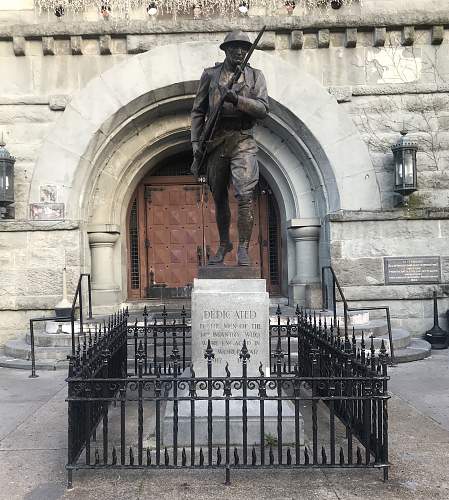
[127,151,282,300]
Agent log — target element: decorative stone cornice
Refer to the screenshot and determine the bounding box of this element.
[327,209,449,222]
[0,12,448,37]
[0,16,446,56]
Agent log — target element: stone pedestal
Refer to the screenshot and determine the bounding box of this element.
[287,218,321,308]
[191,278,270,377]
[163,278,303,447]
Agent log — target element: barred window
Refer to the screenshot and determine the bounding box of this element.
[268,196,279,286]
[129,198,140,290]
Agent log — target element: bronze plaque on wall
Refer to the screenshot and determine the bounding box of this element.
[384,256,441,284]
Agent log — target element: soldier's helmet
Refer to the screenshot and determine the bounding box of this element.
[220,30,252,51]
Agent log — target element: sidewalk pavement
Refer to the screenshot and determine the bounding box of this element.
[0,352,448,500]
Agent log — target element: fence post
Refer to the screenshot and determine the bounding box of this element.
[101,347,110,465]
[189,364,196,466]
[143,306,148,375]
[171,337,180,466]
[137,341,144,466]
[380,340,389,481]
[67,355,75,489]
[181,305,187,371]
[311,348,319,464]
[258,363,266,466]
[224,362,232,485]
[79,288,84,340]
[274,333,284,465]
[240,340,250,465]
[205,339,215,466]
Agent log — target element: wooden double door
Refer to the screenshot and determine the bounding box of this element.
[127,175,280,299]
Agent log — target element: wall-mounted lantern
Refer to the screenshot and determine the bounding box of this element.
[391,130,418,206]
[0,135,15,219]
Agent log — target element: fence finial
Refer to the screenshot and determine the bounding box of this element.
[204,339,215,361]
[239,339,250,362]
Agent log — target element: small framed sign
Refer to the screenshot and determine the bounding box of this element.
[384,256,441,285]
[30,203,65,221]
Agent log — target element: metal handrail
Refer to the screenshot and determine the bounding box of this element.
[70,273,93,355]
[321,266,395,364]
[29,315,71,378]
[321,265,348,330]
[28,273,93,378]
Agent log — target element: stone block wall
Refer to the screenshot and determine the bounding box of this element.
[329,212,449,334]
[0,225,81,344]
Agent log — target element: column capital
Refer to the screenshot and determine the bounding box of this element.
[87,223,120,233]
[288,219,320,242]
[88,231,120,246]
[287,218,321,229]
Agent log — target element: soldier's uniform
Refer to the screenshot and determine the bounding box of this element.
[191,31,269,265]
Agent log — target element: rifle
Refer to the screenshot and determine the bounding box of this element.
[191,25,266,178]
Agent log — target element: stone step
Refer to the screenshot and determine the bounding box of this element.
[313,308,370,326]
[378,328,411,350]
[25,331,80,348]
[44,320,82,334]
[0,355,68,371]
[393,338,432,363]
[4,337,72,362]
[270,327,411,358]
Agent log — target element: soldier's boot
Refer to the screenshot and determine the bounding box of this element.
[208,199,232,265]
[237,195,254,267]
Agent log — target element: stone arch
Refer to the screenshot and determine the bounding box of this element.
[30,42,380,216]
[29,42,380,306]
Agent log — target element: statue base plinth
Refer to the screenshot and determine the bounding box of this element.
[199,265,261,279]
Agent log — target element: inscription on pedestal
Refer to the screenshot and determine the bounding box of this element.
[384,256,441,284]
[191,279,270,377]
[199,309,262,367]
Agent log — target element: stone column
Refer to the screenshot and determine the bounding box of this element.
[87,225,120,308]
[287,218,321,307]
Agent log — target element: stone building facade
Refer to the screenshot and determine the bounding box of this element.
[1,0,449,346]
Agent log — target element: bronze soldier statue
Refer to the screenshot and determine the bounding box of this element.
[191,30,269,266]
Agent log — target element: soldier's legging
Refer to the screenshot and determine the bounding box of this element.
[207,132,258,248]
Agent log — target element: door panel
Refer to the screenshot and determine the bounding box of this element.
[145,180,263,288]
[146,183,203,288]
[127,175,278,299]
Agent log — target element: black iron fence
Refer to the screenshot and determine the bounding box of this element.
[127,305,190,376]
[67,305,389,489]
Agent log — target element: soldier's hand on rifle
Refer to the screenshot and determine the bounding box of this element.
[222,88,239,105]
